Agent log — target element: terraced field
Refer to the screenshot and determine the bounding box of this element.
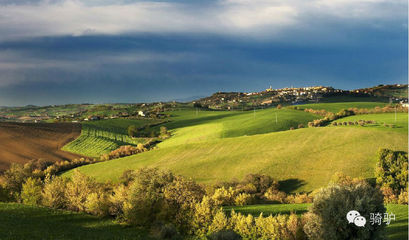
[62,119,154,157]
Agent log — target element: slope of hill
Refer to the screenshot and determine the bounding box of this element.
[63,125,407,192]
[0,122,82,170]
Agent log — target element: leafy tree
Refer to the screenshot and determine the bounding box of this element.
[65,170,98,212]
[21,177,42,205]
[127,125,138,137]
[375,149,408,195]
[42,176,67,209]
[304,178,386,240]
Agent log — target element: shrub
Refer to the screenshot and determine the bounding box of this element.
[375,149,408,195]
[127,125,138,137]
[234,193,253,206]
[398,190,408,205]
[191,196,218,236]
[276,104,282,109]
[211,187,237,206]
[263,188,286,203]
[163,176,205,232]
[85,189,111,217]
[109,184,128,218]
[65,170,99,212]
[380,186,397,204]
[208,209,230,234]
[21,177,42,205]
[290,127,295,130]
[298,123,304,128]
[303,180,386,240]
[42,176,67,209]
[285,193,313,204]
[122,168,174,226]
[1,163,34,201]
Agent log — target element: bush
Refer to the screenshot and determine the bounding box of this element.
[297,123,304,128]
[191,196,219,236]
[127,125,138,137]
[375,149,408,196]
[65,170,99,212]
[85,189,111,217]
[122,168,174,226]
[1,163,34,201]
[303,180,386,240]
[398,190,408,204]
[21,177,42,205]
[211,187,237,206]
[42,176,67,209]
[263,187,287,203]
[234,193,253,206]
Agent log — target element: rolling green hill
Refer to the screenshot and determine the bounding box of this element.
[63,126,407,192]
[157,108,319,148]
[62,102,407,192]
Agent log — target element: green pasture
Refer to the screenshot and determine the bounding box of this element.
[333,113,408,133]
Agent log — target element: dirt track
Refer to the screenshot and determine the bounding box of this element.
[0,122,82,170]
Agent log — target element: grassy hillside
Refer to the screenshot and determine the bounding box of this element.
[0,203,150,240]
[63,126,407,192]
[295,102,389,113]
[62,119,153,157]
[226,204,408,240]
[158,108,319,148]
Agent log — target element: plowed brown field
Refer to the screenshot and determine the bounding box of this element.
[0,122,82,170]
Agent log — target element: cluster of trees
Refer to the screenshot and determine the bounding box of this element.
[127,125,170,139]
[100,144,148,161]
[375,149,408,204]
[209,174,313,206]
[332,120,376,127]
[0,165,390,240]
[305,105,407,128]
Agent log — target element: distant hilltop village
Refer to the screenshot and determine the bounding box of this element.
[195,84,408,110]
[0,84,407,122]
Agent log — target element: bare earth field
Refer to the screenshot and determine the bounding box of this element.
[0,122,82,170]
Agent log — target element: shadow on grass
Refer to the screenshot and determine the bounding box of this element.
[0,203,151,240]
[279,178,306,193]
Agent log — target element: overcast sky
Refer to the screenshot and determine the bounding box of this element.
[0,0,407,106]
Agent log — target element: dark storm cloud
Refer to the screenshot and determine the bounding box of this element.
[0,0,406,105]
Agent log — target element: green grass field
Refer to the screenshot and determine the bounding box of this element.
[62,119,153,157]
[157,108,319,148]
[226,203,408,240]
[295,102,389,113]
[0,203,150,240]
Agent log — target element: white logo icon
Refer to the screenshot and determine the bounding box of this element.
[346,210,366,227]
